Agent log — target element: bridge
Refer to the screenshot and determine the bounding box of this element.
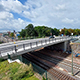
[0,36,71,59]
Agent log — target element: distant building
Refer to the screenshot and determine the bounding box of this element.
[0,33,2,36]
[7,31,11,36]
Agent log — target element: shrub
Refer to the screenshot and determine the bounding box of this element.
[1,76,10,80]
[0,58,5,62]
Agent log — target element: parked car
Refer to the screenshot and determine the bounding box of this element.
[49,36,55,39]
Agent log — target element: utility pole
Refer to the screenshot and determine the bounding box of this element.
[70,42,74,76]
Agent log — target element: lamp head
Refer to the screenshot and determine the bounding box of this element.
[70,42,74,45]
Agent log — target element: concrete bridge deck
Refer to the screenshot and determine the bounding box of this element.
[0,37,71,59]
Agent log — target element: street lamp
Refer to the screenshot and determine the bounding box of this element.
[70,42,74,76]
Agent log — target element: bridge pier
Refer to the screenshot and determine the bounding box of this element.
[64,41,68,52]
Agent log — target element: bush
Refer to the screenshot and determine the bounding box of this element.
[0,58,5,62]
[42,77,46,80]
[2,76,10,80]
[9,63,34,80]
[0,60,37,80]
[0,42,2,44]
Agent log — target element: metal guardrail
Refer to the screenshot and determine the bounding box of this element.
[0,37,71,58]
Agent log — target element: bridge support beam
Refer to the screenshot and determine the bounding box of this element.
[64,41,68,52]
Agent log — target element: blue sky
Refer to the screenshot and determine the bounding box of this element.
[0,0,80,32]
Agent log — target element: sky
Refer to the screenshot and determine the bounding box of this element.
[0,0,80,32]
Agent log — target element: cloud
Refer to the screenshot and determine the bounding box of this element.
[62,18,74,23]
[0,17,29,32]
[0,3,5,11]
[0,0,80,32]
[55,4,66,11]
[0,11,13,20]
[0,11,28,32]
[1,0,28,13]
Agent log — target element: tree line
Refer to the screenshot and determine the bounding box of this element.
[20,24,60,38]
[19,24,80,38]
[60,28,80,36]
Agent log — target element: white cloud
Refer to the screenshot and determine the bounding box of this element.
[0,11,13,20]
[0,0,80,32]
[0,17,29,31]
[1,0,27,13]
[62,18,74,23]
[55,4,66,10]
[0,3,5,11]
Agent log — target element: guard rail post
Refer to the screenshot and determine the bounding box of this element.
[41,40,42,45]
[52,37,53,41]
[45,40,46,44]
[30,43,32,48]
[55,38,56,41]
[15,46,17,52]
[60,38,62,40]
[36,42,37,47]
[0,51,2,58]
[49,39,50,43]
[23,44,25,50]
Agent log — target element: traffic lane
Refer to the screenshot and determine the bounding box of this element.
[0,36,64,49]
[0,37,49,47]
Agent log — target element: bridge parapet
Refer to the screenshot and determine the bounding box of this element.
[0,37,71,59]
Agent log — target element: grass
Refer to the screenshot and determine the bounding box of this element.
[0,42,2,44]
[0,59,39,80]
[22,75,39,80]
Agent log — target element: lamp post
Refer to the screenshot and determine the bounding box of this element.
[70,42,74,76]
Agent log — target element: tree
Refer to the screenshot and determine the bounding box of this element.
[64,29,69,35]
[25,24,35,37]
[34,26,42,37]
[60,28,66,35]
[10,33,14,37]
[68,28,73,36]
[53,28,60,36]
[20,29,26,37]
[34,26,51,37]
[74,29,80,36]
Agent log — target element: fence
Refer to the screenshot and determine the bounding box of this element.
[20,57,53,80]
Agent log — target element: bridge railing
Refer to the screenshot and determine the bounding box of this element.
[0,36,71,58]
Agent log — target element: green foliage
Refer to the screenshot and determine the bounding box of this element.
[20,24,60,38]
[74,29,80,36]
[53,28,60,36]
[25,24,36,37]
[42,77,46,80]
[1,76,11,80]
[0,60,38,80]
[0,58,5,62]
[10,32,14,37]
[64,29,69,35]
[20,23,80,38]
[34,26,51,37]
[0,42,2,44]
[24,75,39,80]
[20,29,26,37]
[60,28,80,36]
